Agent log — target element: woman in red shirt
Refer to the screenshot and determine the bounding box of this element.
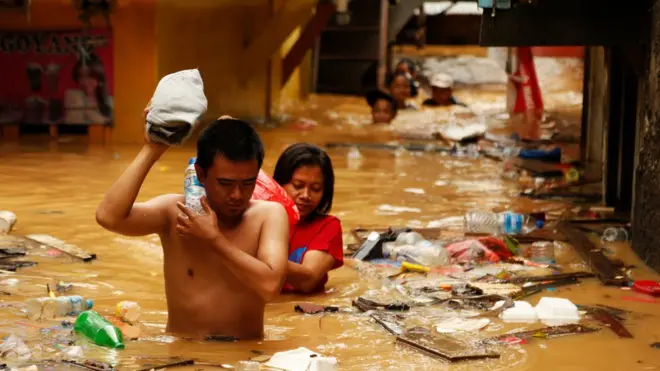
[273,143,343,293]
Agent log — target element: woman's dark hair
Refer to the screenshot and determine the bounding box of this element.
[273,143,335,219]
[72,53,112,119]
[196,118,265,171]
[396,58,418,74]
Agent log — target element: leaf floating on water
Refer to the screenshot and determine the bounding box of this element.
[532,331,548,339]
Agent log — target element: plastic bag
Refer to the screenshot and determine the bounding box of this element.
[0,333,31,361]
[251,170,300,232]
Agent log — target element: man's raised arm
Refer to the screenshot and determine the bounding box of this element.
[96,141,172,237]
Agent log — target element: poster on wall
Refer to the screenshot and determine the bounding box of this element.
[0,29,114,126]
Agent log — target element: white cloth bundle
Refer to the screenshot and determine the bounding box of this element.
[146,68,208,145]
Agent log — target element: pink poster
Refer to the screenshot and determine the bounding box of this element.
[0,29,114,126]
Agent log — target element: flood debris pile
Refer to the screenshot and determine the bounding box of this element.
[285,206,654,365]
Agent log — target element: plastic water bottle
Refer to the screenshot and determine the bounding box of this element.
[74,310,125,349]
[27,295,93,320]
[464,211,543,235]
[116,301,140,324]
[184,157,206,214]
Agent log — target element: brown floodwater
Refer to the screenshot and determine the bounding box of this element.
[0,53,659,370]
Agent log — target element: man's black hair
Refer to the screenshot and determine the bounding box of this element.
[365,89,398,115]
[196,118,265,171]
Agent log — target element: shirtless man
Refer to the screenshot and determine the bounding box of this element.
[95,116,289,339]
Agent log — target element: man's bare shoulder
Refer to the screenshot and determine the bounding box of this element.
[247,200,288,220]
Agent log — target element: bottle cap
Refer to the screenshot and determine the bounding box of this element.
[86,299,94,309]
[536,219,545,229]
[188,157,196,165]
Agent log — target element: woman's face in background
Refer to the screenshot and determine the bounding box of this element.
[78,66,99,96]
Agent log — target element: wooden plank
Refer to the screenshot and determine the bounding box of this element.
[397,332,500,362]
[558,223,628,286]
[26,234,96,262]
[589,307,633,338]
[282,1,336,86]
[503,272,594,284]
[481,324,599,344]
[241,0,315,81]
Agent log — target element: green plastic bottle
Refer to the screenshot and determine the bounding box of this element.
[74,310,125,349]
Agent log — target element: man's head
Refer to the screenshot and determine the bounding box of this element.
[195,118,264,221]
[366,90,397,124]
[430,73,454,105]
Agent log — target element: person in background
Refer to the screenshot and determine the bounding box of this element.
[366,90,397,124]
[64,54,113,125]
[388,72,417,110]
[394,58,419,97]
[273,143,343,294]
[422,73,467,108]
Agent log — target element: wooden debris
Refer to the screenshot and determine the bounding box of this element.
[137,359,194,371]
[352,297,410,312]
[481,324,599,344]
[26,234,96,262]
[294,303,339,314]
[502,271,595,284]
[371,313,405,335]
[587,307,633,338]
[62,360,116,371]
[0,260,37,272]
[514,277,581,300]
[397,332,500,362]
[0,247,26,258]
[558,224,629,286]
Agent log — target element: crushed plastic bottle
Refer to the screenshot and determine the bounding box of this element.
[74,310,125,349]
[26,295,93,320]
[184,157,206,214]
[116,301,140,324]
[383,233,449,267]
[601,227,629,243]
[464,211,543,235]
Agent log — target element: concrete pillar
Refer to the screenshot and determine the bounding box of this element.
[631,1,660,272]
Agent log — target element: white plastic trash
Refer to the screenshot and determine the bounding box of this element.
[534,297,580,326]
[435,317,490,333]
[0,211,17,234]
[499,301,538,323]
[265,347,338,371]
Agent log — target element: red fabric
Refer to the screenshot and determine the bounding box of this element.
[282,215,344,293]
[251,169,300,235]
[513,47,544,114]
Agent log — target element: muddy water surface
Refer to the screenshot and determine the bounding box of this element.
[1,54,659,370]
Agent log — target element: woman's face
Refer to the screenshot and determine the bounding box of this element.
[390,75,410,102]
[78,66,99,96]
[283,165,324,220]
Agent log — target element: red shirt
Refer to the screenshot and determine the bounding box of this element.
[282,215,344,293]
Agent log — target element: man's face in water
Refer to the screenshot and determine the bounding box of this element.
[196,155,259,221]
[372,99,395,124]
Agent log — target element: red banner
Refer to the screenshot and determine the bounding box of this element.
[512,46,543,115]
[0,29,114,126]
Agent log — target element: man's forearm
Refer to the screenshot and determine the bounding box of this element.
[211,236,285,302]
[96,145,164,226]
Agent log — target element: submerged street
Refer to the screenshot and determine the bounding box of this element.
[1,51,659,370]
